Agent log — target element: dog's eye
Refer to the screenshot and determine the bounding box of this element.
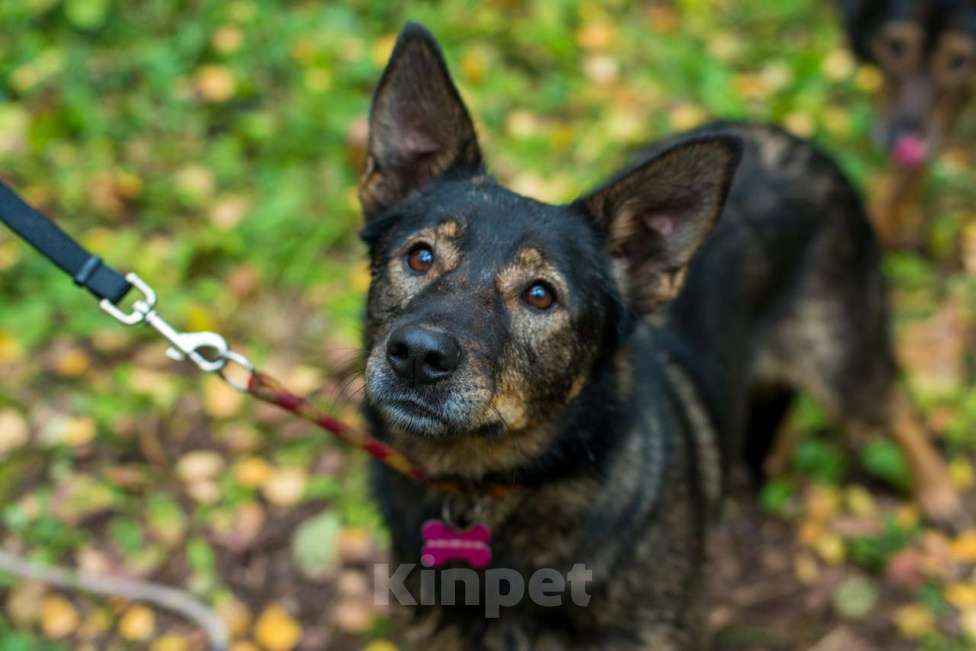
[522,281,557,311]
[887,36,908,58]
[405,243,435,273]
[947,53,970,72]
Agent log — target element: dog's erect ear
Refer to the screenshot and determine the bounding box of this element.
[359,22,483,218]
[578,136,741,313]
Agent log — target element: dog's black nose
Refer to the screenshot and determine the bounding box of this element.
[386,325,461,384]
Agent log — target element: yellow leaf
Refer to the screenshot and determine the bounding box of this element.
[794,553,820,584]
[784,112,815,138]
[844,485,876,517]
[946,583,976,610]
[577,22,615,50]
[363,641,398,651]
[151,634,190,651]
[195,65,236,102]
[669,104,706,132]
[371,34,396,67]
[806,485,840,521]
[895,505,919,530]
[6,582,44,627]
[78,608,112,638]
[262,467,308,507]
[950,458,974,491]
[460,47,490,84]
[959,607,976,638]
[203,375,245,419]
[216,596,252,638]
[185,301,218,332]
[893,604,934,639]
[254,605,302,651]
[0,408,29,456]
[41,595,79,639]
[54,346,91,378]
[230,643,260,651]
[0,330,22,362]
[822,49,855,80]
[855,65,884,93]
[119,605,155,641]
[814,532,846,565]
[213,26,244,54]
[63,416,96,447]
[333,598,372,633]
[952,531,976,563]
[176,450,226,483]
[234,456,273,488]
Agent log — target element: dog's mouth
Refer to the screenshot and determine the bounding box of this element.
[380,397,452,436]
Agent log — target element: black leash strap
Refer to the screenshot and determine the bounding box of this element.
[0,179,131,304]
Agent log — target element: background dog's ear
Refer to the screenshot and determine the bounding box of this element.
[578,136,741,313]
[359,22,483,218]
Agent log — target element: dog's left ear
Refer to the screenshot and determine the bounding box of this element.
[578,136,741,313]
[359,22,483,219]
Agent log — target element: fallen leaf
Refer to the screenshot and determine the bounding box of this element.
[176,450,226,483]
[832,575,878,619]
[195,65,236,102]
[952,531,976,563]
[78,607,112,638]
[338,527,375,564]
[886,549,926,589]
[216,596,252,638]
[363,642,398,651]
[52,345,90,378]
[946,583,976,610]
[229,643,260,651]
[0,408,29,456]
[950,458,974,490]
[333,597,373,633]
[6,581,45,626]
[41,595,79,639]
[893,604,934,639]
[118,605,155,641]
[150,634,190,651]
[254,605,302,651]
[234,456,273,488]
[814,532,846,565]
[292,510,341,579]
[203,375,245,418]
[212,25,243,54]
[262,467,307,507]
[960,607,976,638]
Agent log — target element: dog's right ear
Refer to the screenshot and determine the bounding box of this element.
[359,23,483,219]
[577,136,741,313]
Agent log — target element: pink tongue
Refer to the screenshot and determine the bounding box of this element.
[892,134,929,168]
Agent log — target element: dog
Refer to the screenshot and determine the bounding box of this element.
[357,23,963,650]
[839,0,976,243]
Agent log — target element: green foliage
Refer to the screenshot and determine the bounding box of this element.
[860,438,912,493]
[849,517,917,573]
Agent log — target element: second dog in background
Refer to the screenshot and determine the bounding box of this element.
[839,0,976,244]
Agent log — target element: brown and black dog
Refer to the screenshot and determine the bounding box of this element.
[839,0,976,243]
[358,23,963,650]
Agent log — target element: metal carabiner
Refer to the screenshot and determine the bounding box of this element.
[100,272,248,376]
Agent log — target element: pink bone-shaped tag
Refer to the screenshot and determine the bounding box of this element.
[420,519,492,569]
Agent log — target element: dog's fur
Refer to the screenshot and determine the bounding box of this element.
[839,0,976,242]
[358,23,961,650]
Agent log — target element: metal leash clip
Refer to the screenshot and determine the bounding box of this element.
[99,272,254,390]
